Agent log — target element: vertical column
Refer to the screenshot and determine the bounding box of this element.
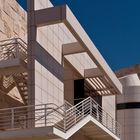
[27,0,36,128]
[27,0,36,105]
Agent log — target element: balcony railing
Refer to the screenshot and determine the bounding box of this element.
[0,97,121,138]
[0,38,27,62]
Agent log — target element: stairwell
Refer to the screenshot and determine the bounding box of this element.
[0,38,28,105]
[13,72,28,105]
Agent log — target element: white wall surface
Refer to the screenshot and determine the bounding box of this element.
[117,74,140,140]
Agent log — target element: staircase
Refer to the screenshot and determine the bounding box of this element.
[13,73,28,105]
[0,97,121,140]
[0,38,28,105]
[53,97,121,138]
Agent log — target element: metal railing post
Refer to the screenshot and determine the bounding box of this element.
[106,113,108,128]
[112,118,114,133]
[64,110,66,132]
[97,104,99,121]
[116,122,118,136]
[82,101,84,117]
[90,97,92,115]
[44,104,47,126]
[15,38,19,58]
[74,108,76,124]
[11,108,14,129]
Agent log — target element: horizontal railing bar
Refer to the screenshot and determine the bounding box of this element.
[0,103,61,111]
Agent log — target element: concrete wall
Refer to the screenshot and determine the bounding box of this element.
[117,74,140,140]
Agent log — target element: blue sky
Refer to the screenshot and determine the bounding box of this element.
[17,0,140,71]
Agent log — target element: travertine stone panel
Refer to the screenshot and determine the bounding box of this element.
[35,0,52,10]
[0,0,27,41]
[102,95,116,119]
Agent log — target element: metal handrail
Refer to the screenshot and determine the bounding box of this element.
[0,97,121,138]
[0,38,27,62]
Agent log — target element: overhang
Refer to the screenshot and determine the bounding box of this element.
[84,68,118,95]
[62,42,85,55]
[35,5,122,95]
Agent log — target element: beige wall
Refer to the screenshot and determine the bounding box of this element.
[0,0,117,119]
[29,0,117,125]
[0,0,27,107]
[34,0,97,106]
[0,0,27,41]
[102,95,116,119]
[35,1,65,106]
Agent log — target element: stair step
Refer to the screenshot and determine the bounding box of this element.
[18,85,27,88]
[16,80,27,83]
[13,73,28,105]
[20,89,27,91]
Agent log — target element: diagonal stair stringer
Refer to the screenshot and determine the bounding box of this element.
[53,115,120,140]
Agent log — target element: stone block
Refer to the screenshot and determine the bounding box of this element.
[1,10,13,29]
[0,0,4,10]
[6,0,18,12]
[4,22,12,38]
[0,19,4,33]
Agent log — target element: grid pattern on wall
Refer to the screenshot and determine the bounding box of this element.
[34,1,116,121]
[0,0,27,41]
[34,0,99,106]
[35,22,98,106]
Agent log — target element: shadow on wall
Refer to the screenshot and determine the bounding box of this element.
[35,41,64,82]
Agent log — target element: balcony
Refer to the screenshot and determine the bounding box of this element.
[0,38,27,75]
[0,97,121,140]
[0,38,28,105]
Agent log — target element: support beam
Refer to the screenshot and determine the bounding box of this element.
[84,68,103,78]
[62,42,85,55]
[35,5,66,26]
[35,5,122,95]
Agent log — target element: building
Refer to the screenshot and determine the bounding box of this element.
[116,65,140,140]
[0,0,123,140]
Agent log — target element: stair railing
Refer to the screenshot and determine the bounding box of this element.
[0,97,121,138]
[61,97,121,138]
[0,38,27,62]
